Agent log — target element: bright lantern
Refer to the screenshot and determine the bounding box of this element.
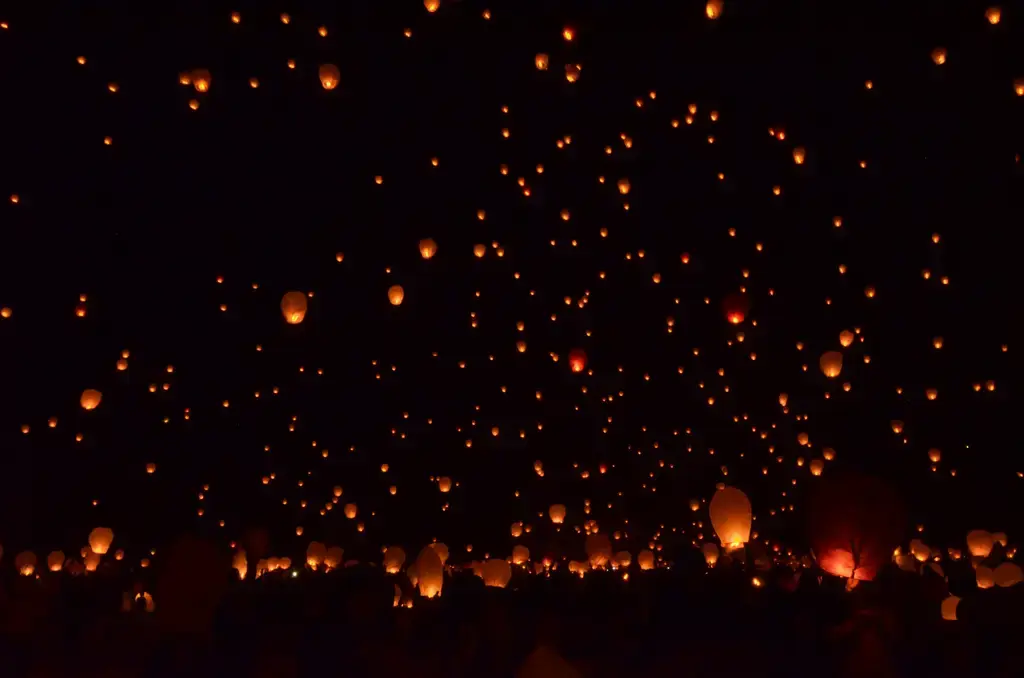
[80,389,103,410]
[418,238,437,259]
[388,285,405,306]
[819,351,843,378]
[709,486,751,548]
[568,348,587,373]
[318,64,340,90]
[281,291,308,324]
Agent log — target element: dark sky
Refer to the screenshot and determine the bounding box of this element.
[0,0,1019,565]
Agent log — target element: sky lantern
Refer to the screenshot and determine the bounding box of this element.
[80,389,103,410]
[702,543,720,567]
[565,64,581,83]
[839,330,855,347]
[418,238,437,259]
[415,546,444,597]
[931,48,947,65]
[808,472,905,581]
[512,545,530,565]
[47,550,65,572]
[535,53,549,71]
[388,285,405,306]
[792,147,806,165]
[281,291,308,324]
[638,550,655,570]
[383,546,406,573]
[344,503,357,519]
[568,348,587,373]
[722,293,750,324]
[986,6,1001,24]
[191,68,211,92]
[994,562,1023,587]
[966,529,994,558]
[617,178,631,194]
[709,486,752,548]
[424,0,440,12]
[706,0,723,19]
[318,64,340,90]
[481,559,511,587]
[941,595,960,621]
[549,504,566,524]
[15,551,36,576]
[306,542,327,569]
[809,459,825,476]
[438,476,452,493]
[88,527,114,555]
[511,522,524,538]
[819,351,843,378]
[586,533,612,569]
[429,542,449,564]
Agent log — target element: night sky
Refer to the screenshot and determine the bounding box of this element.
[0,1,1019,567]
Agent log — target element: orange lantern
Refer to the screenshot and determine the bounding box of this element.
[568,348,587,373]
[281,291,308,324]
[80,389,103,410]
[709,486,752,548]
[549,504,566,524]
[88,527,114,555]
[418,238,437,259]
[388,285,405,306]
[722,293,749,325]
[318,64,340,90]
[819,351,843,378]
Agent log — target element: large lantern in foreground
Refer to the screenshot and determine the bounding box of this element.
[281,291,308,324]
[318,64,340,90]
[722,293,750,325]
[819,351,843,378]
[80,389,103,410]
[89,527,114,555]
[709,486,751,548]
[568,348,587,373]
[388,285,405,306]
[809,472,904,581]
[415,546,444,598]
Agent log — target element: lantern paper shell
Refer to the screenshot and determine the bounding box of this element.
[281,291,308,324]
[80,389,103,410]
[819,351,843,378]
[808,472,905,581]
[549,504,567,524]
[415,546,444,598]
[966,529,994,558]
[481,559,511,588]
[722,293,750,325]
[709,486,752,548]
[318,64,340,90]
[388,285,405,306]
[568,348,587,373]
[383,546,406,574]
[88,527,114,555]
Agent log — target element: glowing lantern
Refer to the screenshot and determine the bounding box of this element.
[931,48,947,65]
[706,0,723,19]
[88,527,114,555]
[512,545,530,565]
[994,562,1023,587]
[511,522,524,538]
[15,551,36,576]
[568,348,587,373]
[779,393,788,407]
[47,551,65,572]
[941,595,960,621]
[986,6,1001,24]
[966,530,994,558]
[438,477,452,493]
[232,550,248,580]
[192,69,211,92]
[890,420,904,434]
[638,550,655,570]
[615,551,631,568]
[318,64,340,90]
[535,54,549,71]
[418,238,437,259]
[415,546,444,597]
[585,534,612,569]
[306,542,327,569]
[388,285,405,306]
[429,542,449,564]
[549,504,566,524]
[793,147,806,165]
[617,178,631,195]
[976,566,995,589]
[481,559,511,588]
[383,546,406,574]
[722,293,750,324]
[80,389,103,410]
[709,486,752,548]
[281,291,308,324]
[424,0,440,12]
[473,243,486,258]
[325,546,343,569]
[344,503,357,519]
[809,459,824,476]
[809,473,905,581]
[839,330,854,347]
[928,448,941,463]
[564,64,581,83]
[819,351,843,378]
[689,499,700,512]
[702,543,720,567]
